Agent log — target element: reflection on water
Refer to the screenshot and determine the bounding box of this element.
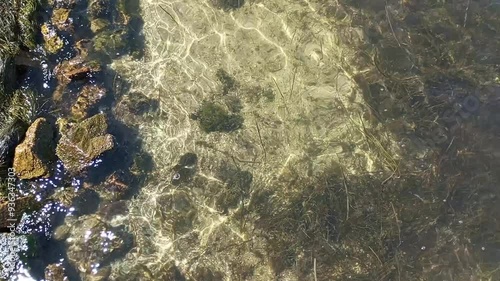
[1,0,500,280]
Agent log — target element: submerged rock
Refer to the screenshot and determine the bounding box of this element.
[13,118,56,179]
[93,30,127,57]
[51,8,72,31]
[44,263,67,281]
[90,18,110,34]
[53,58,101,101]
[88,0,109,18]
[49,0,77,9]
[61,214,130,278]
[41,23,64,54]
[71,85,107,120]
[56,113,114,173]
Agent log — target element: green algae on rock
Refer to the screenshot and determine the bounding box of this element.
[56,113,114,173]
[90,18,110,34]
[193,102,244,133]
[41,23,64,54]
[51,8,72,31]
[13,118,56,179]
[93,29,127,57]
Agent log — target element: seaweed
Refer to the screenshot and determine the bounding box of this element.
[193,102,244,133]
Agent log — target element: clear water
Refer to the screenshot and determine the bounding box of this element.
[3,0,500,280]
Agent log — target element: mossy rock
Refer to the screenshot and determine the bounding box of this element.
[88,0,109,18]
[51,8,72,31]
[13,117,56,179]
[93,29,127,57]
[56,113,114,173]
[90,18,110,34]
[41,23,64,54]
[193,102,243,133]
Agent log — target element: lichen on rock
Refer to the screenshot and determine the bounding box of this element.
[13,117,56,179]
[56,113,114,173]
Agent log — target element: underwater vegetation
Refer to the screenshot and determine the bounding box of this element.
[0,0,37,57]
[192,101,244,133]
[211,0,245,11]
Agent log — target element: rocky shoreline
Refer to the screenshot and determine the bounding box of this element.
[0,0,151,279]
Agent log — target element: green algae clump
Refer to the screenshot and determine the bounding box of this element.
[56,113,115,173]
[195,102,243,133]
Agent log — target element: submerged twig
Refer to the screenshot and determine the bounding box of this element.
[272,77,290,114]
[159,5,179,26]
[255,120,267,161]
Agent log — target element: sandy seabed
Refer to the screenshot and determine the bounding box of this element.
[108,0,402,279]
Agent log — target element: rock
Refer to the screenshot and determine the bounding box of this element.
[49,0,77,9]
[13,118,56,179]
[93,30,127,57]
[56,114,114,173]
[71,85,107,120]
[53,58,101,101]
[51,8,72,31]
[75,39,92,58]
[90,18,110,34]
[41,23,64,54]
[88,0,109,18]
[63,214,130,277]
[44,263,67,281]
[114,92,159,123]
[85,170,131,201]
[211,0,245,10]
[55,58,101,84]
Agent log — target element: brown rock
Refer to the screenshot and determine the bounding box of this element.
[71,85,107,120]
[55,58,101,83]
[41,23,64,54]
[53,58,101,102]
[56,114,114,173]
[45,263,68,281]
[13,118,56,179]
[52,8,73,31]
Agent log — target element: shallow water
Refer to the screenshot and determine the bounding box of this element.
[3,0,500,280]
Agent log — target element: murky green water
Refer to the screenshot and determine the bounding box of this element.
[1,0,500,280]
